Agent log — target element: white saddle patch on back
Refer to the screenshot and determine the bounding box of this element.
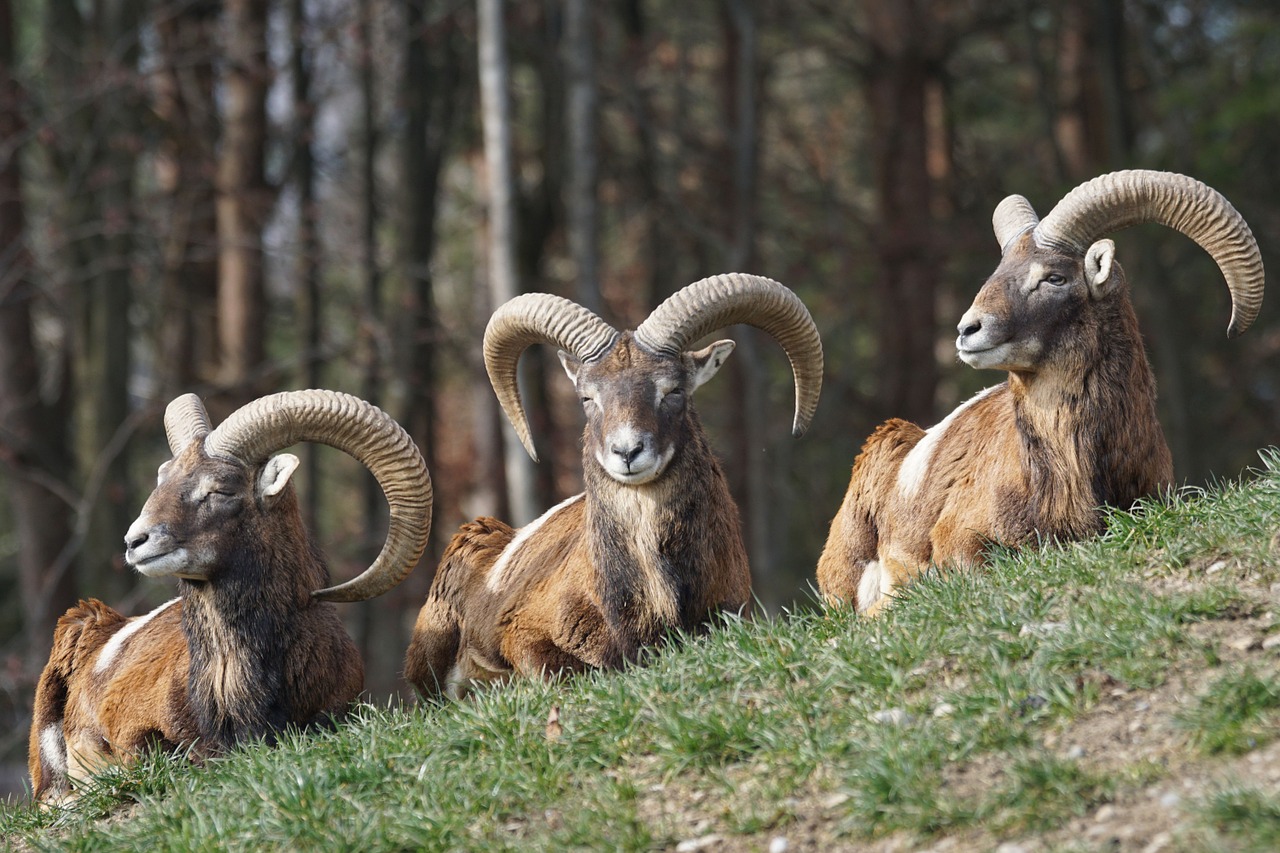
[93,598,180,674]
[485,493,585,592]
[896,384,1001,500]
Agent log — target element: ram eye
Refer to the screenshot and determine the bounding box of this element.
[199,488,236,503]
[1045,273,1067,286]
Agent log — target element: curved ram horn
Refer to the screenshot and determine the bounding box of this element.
[483,293,620,461]
[633,273,824,437]
[1034,169,1265,337]
[204,389,432,602]
[992,194,1040,254]
[164,394,213,455]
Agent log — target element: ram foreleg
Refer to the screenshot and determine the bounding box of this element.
[404,594,463,701]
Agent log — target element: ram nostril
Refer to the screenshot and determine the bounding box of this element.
[125,532,149,551]
[958,319,982,338]
[611,442,644,465]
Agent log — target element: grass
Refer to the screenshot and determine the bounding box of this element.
[1200,785,1280,852]
[3,448,1279,851]
[988,752,1120,832]
[1178,667,1280,755]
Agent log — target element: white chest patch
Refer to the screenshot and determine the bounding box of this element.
[485,493,586,592]
[606,483,679,624]
[93,598,180,675]
[896,385,1002,501]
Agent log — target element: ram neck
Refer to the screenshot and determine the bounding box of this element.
[1009,300,1170,536]
[181,537,325,748]
[584,426,735,657]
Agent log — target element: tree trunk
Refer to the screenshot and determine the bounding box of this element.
[862,5,943,426]
[83,0,143,603]
[154,2,220,397]
[353,0,402,699]
[478,0,537,524]
[511,2,566,509]
[564,0,601,315]
[1018,0,1068,183]
[1053,2,1102,179]
[721,0,776,602]
[400,1,463,566]
[38,0,142,606]
[618,0,676,311]
[0,0,77,664]
[290,0,322,533]
[217,0,271,411]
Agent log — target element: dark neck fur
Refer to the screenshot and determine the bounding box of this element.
[1011,291,1170,537]
[181,509,328,748]
[584,412,737,661]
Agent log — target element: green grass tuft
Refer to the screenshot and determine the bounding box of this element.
[989,753,1117,832]
[1178,668,1280,755]
[1200,785,1280,852]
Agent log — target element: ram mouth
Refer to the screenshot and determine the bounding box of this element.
[956,342,1018,371]
[610,470,660,485]
[955,336,1002,356]
[602,446,677,486]
[128,548,195,578]
[956,342,997,360]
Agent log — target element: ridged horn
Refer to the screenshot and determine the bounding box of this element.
[1034,170,1265,337]
[164,394,213,455]
[993,195,1040,254]
[203,389,432,603]
[634,273,824,437]
[483,293,620,461]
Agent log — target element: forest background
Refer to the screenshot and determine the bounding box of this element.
[0,0,1277,796]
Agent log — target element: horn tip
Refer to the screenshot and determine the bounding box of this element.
[1226,305,1257,339]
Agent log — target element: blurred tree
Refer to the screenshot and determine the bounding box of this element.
[719,0,777,594]
[616,0,679,309]
[399,0,465,565]
[564,0,601,314]
[291,0,322,531]
[39,0,145,608]
[154,1,221,397]
[859,1,975,424]
[478,0,537,524]
[217,0,272,411]
[354,0,404,699]
[508,1,568,507]
[0,0,76,664]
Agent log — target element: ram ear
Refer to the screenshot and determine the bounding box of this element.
[557,349,582,385]
[1084,239,1117,300]
[258,453,301,506]
[688,339,736,392]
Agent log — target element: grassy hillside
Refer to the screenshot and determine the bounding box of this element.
[4,451,1280,852]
